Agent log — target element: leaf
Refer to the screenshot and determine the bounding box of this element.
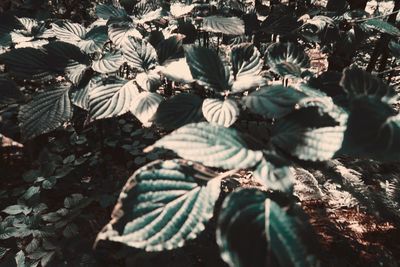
[0,48,54,80]
[158,58,194,83]
[78,26,109,53]
[92,52,125,74]
[19,86,72,140]
[254,155,294,193]
[0,247,10,259]
[63,223,79,238]
[121,36,158,72]
[150,122,263,169]
[266,200,318,267]
[202,98,239,127]
[340,66,397,104]
[157,35,184,65]
[64,193,84,209]
[51,21,86,43]
[130,92,163,127]
[217,188,268,267]
[244,85,308,119]
[96,160,221,251]
[185,46,231,92]
[0,79,24,105]
[389,40,400,58]
[108,22,142,48]
[362,19,400,37]
[153,93,204,130]
[202,16,245,35]
[271,109,345,161]
[96,4,127,19]
[0,223,14,239]
[89,78,138,120]
[135,70,161,92]
[260,14,301,35]
[2,205,32,215]
[265,42,310,77]
[340,97,400,161]
[71,77,101,110]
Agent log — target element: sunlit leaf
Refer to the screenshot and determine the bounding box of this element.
[202,16,245,35]
[130,92,163,127]
[202,98,239,127]
[121,36,158,72]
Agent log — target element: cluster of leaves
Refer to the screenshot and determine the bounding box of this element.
[2,0,400,266]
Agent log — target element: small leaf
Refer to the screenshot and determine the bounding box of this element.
[151,122,263,169]
[153,93,204,130]
[19,86,72,140]
[265,42,310,77]
[244,85,307,119]
[130,92,163,127]
[202,16,245,35]
[185,46,231,92]
[89,78,138,119]
[96,160,221,251]
[362,19,400,37]
[202,98,239,127]
[340,66,397,104]
[121,36,158,72]
[217,188,268,267]
[0,247,10,259]
[2,205,32,215]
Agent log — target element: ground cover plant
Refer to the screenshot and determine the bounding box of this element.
[1,0,400,266]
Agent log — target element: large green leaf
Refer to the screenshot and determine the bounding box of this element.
[89,78,138,119]
[340,97,400,161]
[149,122,263,169]
[244,85,308,119]
[362,19,400,37]
[158,58,194,83]
[217,188,268,267]
[271,109,345,161]
[96,159,221,251]
[71,76,101,110]
[340,66,397,104]
[92,52,125,74]
[185,46,231,92]
[153,93,204,130]
[202,16,245,35]
[265,42,310,77]
[19,86,72,140]
[230,43,266,93]
[157,35,184,65]
[130,92,163,127]
[78,26,109,53]
[51,21,86,43]
[121,36,158,72]
[202,98,239,127]
[266,200,319,267]
[96,4,127,19]
[108,22,142,48]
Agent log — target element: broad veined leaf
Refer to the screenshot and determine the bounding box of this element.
[51,21,86,42]
[362,19,400,37]
[253,155,294,193]
[202,98,239,127]
[89,78,139,119]
[19,85,72,140]
[217,188,268,267]
[271,109,345,161]
[158,58,194,83]
[65,64,90,85]
[265,42,310,77]
[0,79,24,105]
[157,35,184,65]
[96,4,127,19]
[185,46,231,92]
[230,43,266,93]
[202,16,245,35]
[121,36,158,72]
[130,92,163,126]
[92,52,125,73]
[108,22,142,48]
[71,76,102,110]
[153,93,204,130]
[170,3,195,17]
[78,26,109,53]
[299,15,336,43]
[340,97,400,161]
[149,122,264,169]
[307,71,344,97]
[244,85,308,119]
[44,41,90,72]
[0,47,54,80]
[260,14,301,35]
[96,159,221,251]
[266,200,319,267]
[340,66,397,104]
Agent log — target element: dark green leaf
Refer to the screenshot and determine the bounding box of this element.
[362,19,400,37]
[19,86,72,140]
[96,159,221,251]
[202,16,245,35]
[96,4,127,19]
[157,35,184,65]
[185,46,231,92]
[150,122,263,169]
[0,79,24,105]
